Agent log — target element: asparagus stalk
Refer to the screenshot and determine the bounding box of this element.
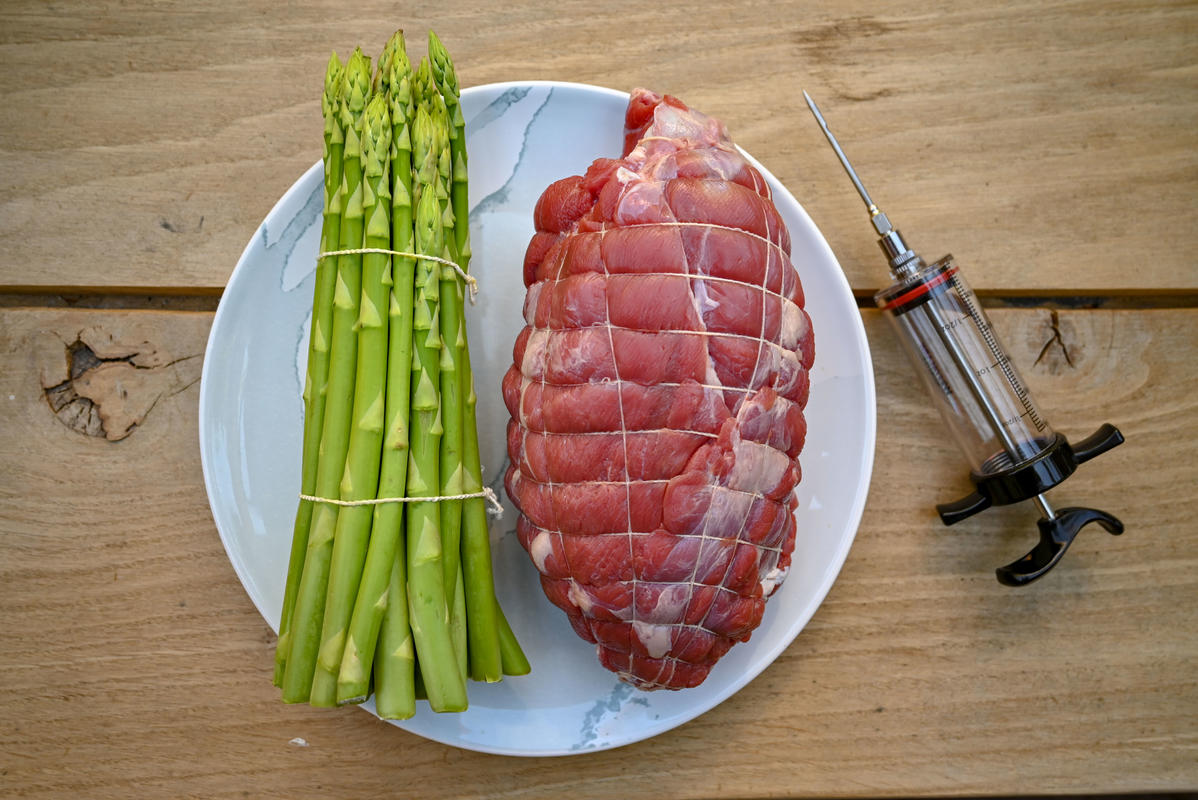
[406,106,467,712]
[423,99,469,681]
[276,52,345,687]
[422,49,470,680]
[450,569,468,685]
[309,92,393,706]
[497,606,531,676]
[373,548,414,716]
[280,48,371,704]
[429,31,507,683]
[340,31,417,711]
[459,379,508,683]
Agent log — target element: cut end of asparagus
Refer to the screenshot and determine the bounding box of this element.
[376,705,416,721]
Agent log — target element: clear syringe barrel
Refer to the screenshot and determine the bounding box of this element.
[875,255,1055,476]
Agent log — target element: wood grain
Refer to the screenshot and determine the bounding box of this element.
[1,306,1193,799]
[0,0,1194,294]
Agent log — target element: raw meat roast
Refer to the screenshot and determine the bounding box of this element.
[502,89,814,690]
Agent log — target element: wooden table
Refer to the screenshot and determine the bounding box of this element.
[2,2,1194,797]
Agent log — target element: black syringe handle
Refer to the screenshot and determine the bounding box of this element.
[1071,423,1125,464]
[995,506,1124,586]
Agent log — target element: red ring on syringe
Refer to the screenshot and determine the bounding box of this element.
[878,263,959,314]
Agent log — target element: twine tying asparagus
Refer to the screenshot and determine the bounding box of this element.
[318,248,478,301]
[299,486,504,516]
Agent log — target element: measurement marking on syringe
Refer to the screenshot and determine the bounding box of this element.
[949,273,1048,433]
[1002,410,1033,427]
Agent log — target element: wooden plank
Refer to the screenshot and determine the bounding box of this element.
[0,1,1194,294]
[0,305,1193,798]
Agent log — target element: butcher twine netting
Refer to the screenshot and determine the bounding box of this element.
[504,90,812,690]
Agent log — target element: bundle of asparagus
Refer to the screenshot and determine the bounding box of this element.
[273,30,528,717]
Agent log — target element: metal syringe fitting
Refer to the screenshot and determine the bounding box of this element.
[868,205,920,275]
[876,225,921,277]
[868,205,891,236]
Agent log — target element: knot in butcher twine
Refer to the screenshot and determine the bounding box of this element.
[300,487,505,517]
[318,248,479,302]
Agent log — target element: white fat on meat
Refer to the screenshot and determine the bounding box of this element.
[760,564,789,597]
[632,620,673,659]
[548,330,606,381]
[682,245,727,392]
[528,530,552,572]
[771,354,805,398]
[520,328,550,380]
[613,177,670,225]
[649,583,692,622]
[778,300,808,350]
[517,375,532,427]
[703,484,756,531]
[759,341,804,387]
[693,275,720,316]
[615,165,642,186]
[523,280,545,324]
[726,440,790,495]
[567,580,594,614]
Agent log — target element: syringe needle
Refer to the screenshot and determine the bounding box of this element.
[804,90,914,268]
[802,90,877,216]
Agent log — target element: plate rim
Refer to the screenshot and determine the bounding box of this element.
[198,79,876,756]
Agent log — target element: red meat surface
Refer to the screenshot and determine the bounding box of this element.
[502,88,814,690]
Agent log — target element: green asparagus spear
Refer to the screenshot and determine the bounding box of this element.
[430,31,507,683]
[497,605,531,676]
[373,550,414,716]
[340,32,417,711]
[276,52,345,687]
[458,361,507,683]
[280,48,371,704]
[422,101,467,681]
[309,92,393,706]
[406,106,467,712]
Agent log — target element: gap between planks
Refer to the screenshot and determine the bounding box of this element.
[851,290,1198,310]
[2,290,1198,313]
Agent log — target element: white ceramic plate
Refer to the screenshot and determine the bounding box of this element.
[200,81,875,756]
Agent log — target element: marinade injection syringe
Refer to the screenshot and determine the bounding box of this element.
[803,91,1125,586]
